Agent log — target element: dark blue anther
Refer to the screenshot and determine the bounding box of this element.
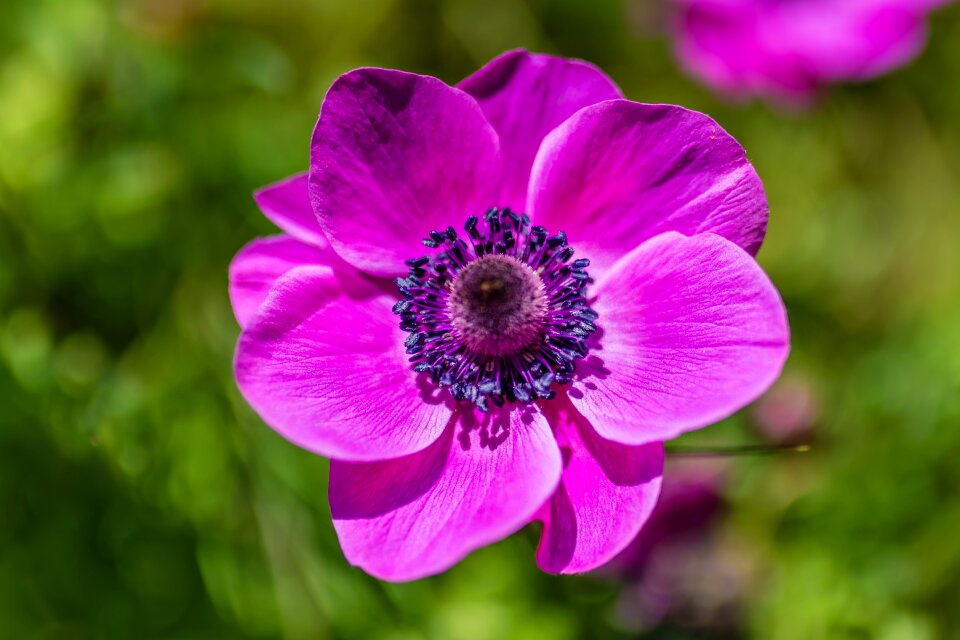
[568,325,591,338]
[478,379,500,395]
[536,371,556,390]
[405,333,425,349]
[547,232,567,247]
[512,383,532,403]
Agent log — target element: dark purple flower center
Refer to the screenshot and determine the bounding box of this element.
[394,207,598,411]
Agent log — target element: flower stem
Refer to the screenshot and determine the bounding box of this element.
[665,443,812,458]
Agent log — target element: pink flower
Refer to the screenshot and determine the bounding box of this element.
[229,50,790,581]
[751,372,819,443]
[672,0,951,104]
[607,465,733,631]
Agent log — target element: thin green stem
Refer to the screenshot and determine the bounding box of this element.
[665,443,812,458]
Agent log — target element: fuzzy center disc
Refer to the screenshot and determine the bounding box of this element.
[447,254,547,357]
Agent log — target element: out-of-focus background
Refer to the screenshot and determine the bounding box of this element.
[2,0,959,638]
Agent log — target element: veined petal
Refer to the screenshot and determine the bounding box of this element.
[568,232,789,445]
[528,99,767,278]
[330,405,562,581]
[310,68,501,277]
[228,235,327,328]
[459,49,622,211]
[235,265,453,461]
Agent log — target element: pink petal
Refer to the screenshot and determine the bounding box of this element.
[568,232,789,445]
[228,235,327,328]
[528,99,767,278]
[310,68,501,277]
[458,49,622,211]
[235,265,453,461]
[254,173,328,249]
[789,1,930,82]
[536,395,663,574]
[330,405,562,581]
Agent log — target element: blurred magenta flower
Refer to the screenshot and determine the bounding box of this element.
[751,372,819,443]
[608,465,739,632]
[672,0,951,104]
[229,50,789,581]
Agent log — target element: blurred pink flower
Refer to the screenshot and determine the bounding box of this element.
[672,0,952,104]
[608,465,740,632]
[751,373,819,443]
[229,50,789,581]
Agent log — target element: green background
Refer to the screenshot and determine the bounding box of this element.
[2,0,959,638]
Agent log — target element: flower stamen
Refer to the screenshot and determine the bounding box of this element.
[394,207,598,411]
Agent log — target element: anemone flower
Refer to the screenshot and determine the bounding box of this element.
[672,0,951,104]
[229,50,790,581]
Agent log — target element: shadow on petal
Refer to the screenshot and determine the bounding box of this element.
[329,422,455,520]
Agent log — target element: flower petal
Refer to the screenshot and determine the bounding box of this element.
[568,232,789,445]
[458,49,622,210]
[310,68,501,277]
[254,172,328,248]
[536,395,663,574]
[786,1,929,82]
[528,99,767,277]
[235,265,453,461]
[228,235,327,328]
[330,405,562,581]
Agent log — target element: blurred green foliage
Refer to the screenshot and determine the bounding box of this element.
[1,0,959,638]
